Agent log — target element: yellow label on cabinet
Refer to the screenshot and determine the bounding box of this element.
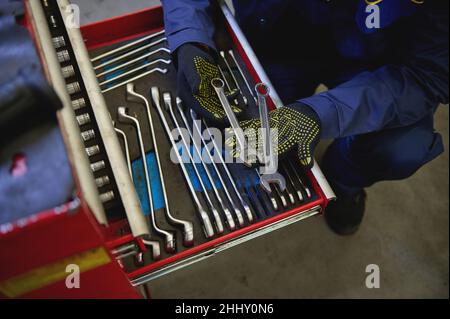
[0,247,111,298]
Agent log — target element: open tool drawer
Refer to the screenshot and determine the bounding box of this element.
[0,0,335,298]
[81,2,336,285]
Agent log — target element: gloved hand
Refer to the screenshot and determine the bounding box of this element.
[226,104,321,169]
[176,43,242,124]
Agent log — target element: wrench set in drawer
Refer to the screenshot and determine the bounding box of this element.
[90,32,317,265]
[32,0,332,284]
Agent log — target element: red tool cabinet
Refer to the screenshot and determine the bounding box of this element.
[0,1,335,299]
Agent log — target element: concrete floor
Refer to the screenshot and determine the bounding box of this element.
[76,1,449,298]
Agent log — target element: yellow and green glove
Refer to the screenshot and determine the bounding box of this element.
[226,104,321,169]
[176,43,241,124]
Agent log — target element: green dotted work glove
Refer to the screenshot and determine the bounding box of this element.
[176,43,241,124]
[226,104,321,169]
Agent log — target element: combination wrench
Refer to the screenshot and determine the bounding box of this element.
[159,90,226,233]
[211,78,253,167]
[178,99,244,227]
[152,87,224,235]
[150,89,214,239]
[255,83,287,193]
[197,114,254,223]
[173,97,236,230]
[281,162,304,202]
[287,159,312,199]
[127,83,194,247]
[255,169,285,209]
[117,107,176,252]
[219,51,248,105]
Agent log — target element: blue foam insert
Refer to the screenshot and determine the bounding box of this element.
[177,143,222,192]
[132,152,164,215]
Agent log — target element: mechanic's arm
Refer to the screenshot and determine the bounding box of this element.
[161,0,242,123]
[300,2,449,139]
[161,0,216,52]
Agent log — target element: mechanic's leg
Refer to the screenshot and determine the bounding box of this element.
[322,112,444,235]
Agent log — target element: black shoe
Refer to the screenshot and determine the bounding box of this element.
[325,189,367,235]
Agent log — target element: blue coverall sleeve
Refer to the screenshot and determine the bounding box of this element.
[161,0,216,52]
[301,3,449,139]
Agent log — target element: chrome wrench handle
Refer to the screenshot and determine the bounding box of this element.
[154,87,224,235]
[255,83,287,192]
[127,84,194,247]
[255,83,271,166]
[211,78,252,167]
[150,88,215,238]
[174,97,236,231]
[117,107,175,253]
[198,114,254,223]
[183,103,245,227]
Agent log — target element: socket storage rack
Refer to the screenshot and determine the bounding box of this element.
[0,0,335,298]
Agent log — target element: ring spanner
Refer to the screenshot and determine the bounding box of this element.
[127,83,194,247]
[117,107,176,252]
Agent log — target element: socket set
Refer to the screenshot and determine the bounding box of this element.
[27,0,335,288]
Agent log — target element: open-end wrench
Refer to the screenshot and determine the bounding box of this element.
[281,162,304,202]
[244,179,266,220]
[287,158,312,199]
[211,78,253,167]
[162,92,230,232]
[152,87,224,235]
[113,124,133,181]
[150,90,214,239]
[219,51,248,105]
[91,30,165,63]
[99,59,171,87]
[94,37,167,70]
[228,50,257,104]
[198,115,254,224]
[250,174,276,216]
[101,67,167,93]
[117,107,176,253]
[255,83,287,193]
[182,102,244,227]
[255,169,286,209]
[97,47,171,78]
[173,97,236,231]
[127,84,194,247]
